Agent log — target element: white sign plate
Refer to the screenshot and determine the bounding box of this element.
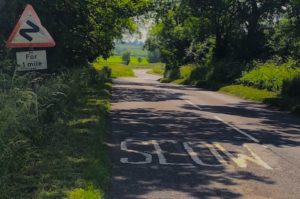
[16,50,47,71]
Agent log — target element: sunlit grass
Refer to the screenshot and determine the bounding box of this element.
[33,84,111,199]
[219,85,277,102]
[172,79,186,84]
[180,64,196,79]
[93,62,134,78]
[68,186,103,199]
[94,56,165,78]
[147,64,165,75]
[97,56,148,65]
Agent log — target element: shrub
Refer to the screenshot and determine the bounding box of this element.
[0,66,111,198]
[177,59,244,88]
[180,64,196,80]
[282,75,300,98]
[122,51,131,65]
[189,65,211,84]
[239,59,300,92]
[209,59,245,84]
[138,57,142,63]
[164,65,180,80]
[147,49,161,63]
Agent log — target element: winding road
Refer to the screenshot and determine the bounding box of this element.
[108,70,300,199]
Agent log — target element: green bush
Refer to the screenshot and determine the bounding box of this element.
[189,65,211,84]
[165,65,180,80]
[138,57,142,63]
[122,51,131,65]
[209,59,245,84]
[176,59,244,88]
[147,49,161,63]
[282,75,300,98]
[239,59,300,92]
[180,64,196,80]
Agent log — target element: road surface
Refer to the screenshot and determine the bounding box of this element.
[108,70,300,199]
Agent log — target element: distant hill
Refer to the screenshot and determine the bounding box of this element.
[114,43,148,57]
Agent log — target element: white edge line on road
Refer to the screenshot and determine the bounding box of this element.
[185,100,201,110]
[214,116,260,143]
[185,100,260,144]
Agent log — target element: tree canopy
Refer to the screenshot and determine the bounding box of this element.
[0,0,152,69]
[146,0,300,81]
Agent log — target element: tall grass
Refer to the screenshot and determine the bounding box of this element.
[0,65,112,198]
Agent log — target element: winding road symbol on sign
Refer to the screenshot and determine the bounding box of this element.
[19,20,40,42]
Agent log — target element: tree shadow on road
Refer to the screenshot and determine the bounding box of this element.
[180,102,300,147]
[111,87,185,102]
[108,80,300,198]
[108,108,276,199]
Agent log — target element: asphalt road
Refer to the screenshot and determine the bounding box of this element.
[108,70,300,199]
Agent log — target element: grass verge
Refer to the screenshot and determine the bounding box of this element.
[147,64,165,75]
[0,67,112,199]
[219,85,300,115]
[219,85,278,102]
[36,82,112,199]
[93,62,134,78]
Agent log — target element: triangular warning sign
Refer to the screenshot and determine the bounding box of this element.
[6,4,56,48]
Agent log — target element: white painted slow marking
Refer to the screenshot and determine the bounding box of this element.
[183,142,224,167]
[214,116,260,143]
[214,143,273,170]
[204,142,229,166]
[120,139,152,164]
[152,140,193,166]
[120,139,272,170]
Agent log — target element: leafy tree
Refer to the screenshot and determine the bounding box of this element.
[138,57,143,63]
[0,0,152,69]
[146,0,296,82]
[122,51,131,65]
[147,49,161,63]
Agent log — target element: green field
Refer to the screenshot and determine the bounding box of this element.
[93,56,165,78]
[98,56,149,65]
[114,44,148,57]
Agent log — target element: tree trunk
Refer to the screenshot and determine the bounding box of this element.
[215,27,227,59]
[247,0,261,58]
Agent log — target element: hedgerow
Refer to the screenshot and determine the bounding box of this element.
[239,59,300,93]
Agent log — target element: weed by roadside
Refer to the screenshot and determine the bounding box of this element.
[0,65,112,199]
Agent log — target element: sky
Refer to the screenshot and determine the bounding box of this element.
[122,17,153,43]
